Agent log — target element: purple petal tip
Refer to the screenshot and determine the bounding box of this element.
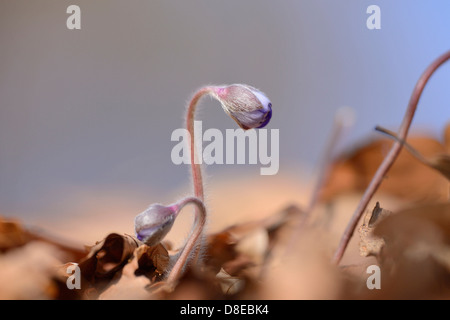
[257,104,272,128]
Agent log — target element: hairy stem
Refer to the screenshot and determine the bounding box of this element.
[186,87,214,201]
[332,50,450,265]
[166,196,207,284]
[184,87,216,268]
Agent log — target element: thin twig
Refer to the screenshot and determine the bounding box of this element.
[375,126,433,165]
[332,50,450,265]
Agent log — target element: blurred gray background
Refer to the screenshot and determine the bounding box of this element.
[1,1,449,227]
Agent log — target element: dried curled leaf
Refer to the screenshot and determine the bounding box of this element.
[98,243,169,300]
[358,202,391,258]
[134,243,170,280]
[78,233,140,283]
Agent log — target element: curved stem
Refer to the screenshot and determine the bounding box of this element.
[186,87,214,201]
[166,196,206,284]
[332,50,450,265]
[184,87,215,268]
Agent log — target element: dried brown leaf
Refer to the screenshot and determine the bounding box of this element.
[427,154,450,180]
[205,231,238,274]
[321,135,449,203]
[258,231,343,300]
[372,203,450,298]
[0,218,30,252]
[0,217,86,261]
[222,254,255,277]
[235,228,268,265]
[205,205,300,277]
[445,122,450,152]
[98,247,155,300]
[216,268,246,295]
[0,242,65,299]
[359,202,391,258]
[134,243,170,280]
[78,233,140,283]
[162,269,224,300]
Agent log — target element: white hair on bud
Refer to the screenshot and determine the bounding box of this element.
[212,84,272,130]
[250,88,272,112]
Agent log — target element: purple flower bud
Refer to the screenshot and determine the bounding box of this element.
[212,84,272,130]
[134,204,176,246]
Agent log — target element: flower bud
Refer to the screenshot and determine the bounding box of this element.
[134,204,176,246]
[212,84,272,130]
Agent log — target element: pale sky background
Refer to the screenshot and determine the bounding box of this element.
[0,1,449,227]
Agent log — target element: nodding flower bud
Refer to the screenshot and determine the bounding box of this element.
[211,84,272,130]
[134,204,177,246]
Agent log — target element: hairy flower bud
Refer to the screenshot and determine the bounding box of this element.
[134,204,176,246]
[211,84,272,130]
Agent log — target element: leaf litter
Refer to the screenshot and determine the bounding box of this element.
[2,46,450,303]
[1,124,450,300]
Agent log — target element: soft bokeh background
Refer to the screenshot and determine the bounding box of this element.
[1,1,449,244]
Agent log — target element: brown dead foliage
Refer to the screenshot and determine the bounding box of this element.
[358,202,390,258]
[371,203,450,299]
[320,134,449,203]
[0,218,29,252]
[1,124,449,300]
